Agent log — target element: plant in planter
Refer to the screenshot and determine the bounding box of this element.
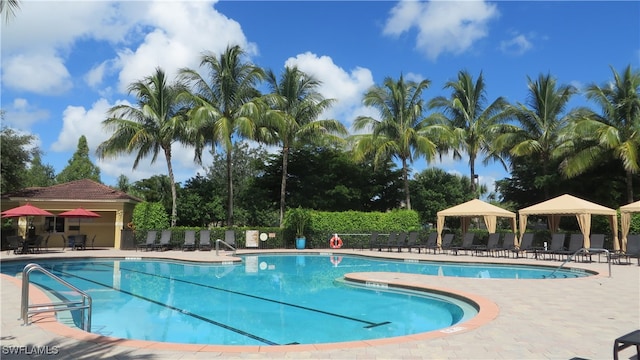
[285,207,311,249]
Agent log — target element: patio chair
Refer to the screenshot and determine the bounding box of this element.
[199,230,212,251]
[475,233,501,257]
[554,233,584,261]
[450,232,476,256]
[89,234,96,249]
[539,233,566,260]
[511,232,535,259]
[367,231,380,251]
[584,233,605,263]
[403,231,419,252]
[72,234,87,251]
[6,235,23,254]
[224,230,236,248]
[387,232,406,252]
[415,232,437,254]
[29,235,44,253]
[439,233,455,254]
[138,230,157,252]
[496,233,516,258]
[182,230,196,251]
[155,230,172,251]
[612,234,640,265]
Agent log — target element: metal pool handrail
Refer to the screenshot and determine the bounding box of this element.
[21,263,92,332]
[549,248,611,278]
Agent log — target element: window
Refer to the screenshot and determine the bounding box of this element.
[44,217,65,233]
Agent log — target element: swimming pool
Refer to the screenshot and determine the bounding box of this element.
[1,254,589,346]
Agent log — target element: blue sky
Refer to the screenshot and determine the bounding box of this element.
[2,0,639,193]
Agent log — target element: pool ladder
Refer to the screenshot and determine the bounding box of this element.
[549,248,612,278]
[20,263,92,332]
[215,239,236,256]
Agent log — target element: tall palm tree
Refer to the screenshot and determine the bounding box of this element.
[96,67,190,227]
[495,73,577,199]
[559,65,640,203]
[180,45,265,226]
[429,70,509,197]
[264,66,346,225]
[352,74,442,210]
[0,0,21,23]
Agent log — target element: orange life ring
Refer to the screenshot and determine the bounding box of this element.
[330,234,343,249]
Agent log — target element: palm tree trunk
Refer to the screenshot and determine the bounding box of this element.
[626,170,634,204]
[164,148,177,227]
[279,146,289,227]
[470,157,476,197]
[226,149,234,227]
[402,158,411,209]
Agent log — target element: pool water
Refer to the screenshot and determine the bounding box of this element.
[1,254,588,345]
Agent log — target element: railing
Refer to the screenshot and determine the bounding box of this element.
[550,248,612,278]
[215,239,236,256]
[21,263,92,332]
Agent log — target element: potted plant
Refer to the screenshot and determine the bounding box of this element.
[285,207,311,249]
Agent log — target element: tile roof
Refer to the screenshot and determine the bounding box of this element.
[2,179,142,202]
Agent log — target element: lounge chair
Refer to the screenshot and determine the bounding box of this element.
[450,232,476,256]
[367,231,380,251]
[382,232,398,252]
[584,233,605,262]
[415,232,437,254]
[138,230,157,251]
[371,232,388,251]
[199,230,212,251]
[554,233,584,261]
[225,230,236,248]
[511,232,535,258]
[404,231,419,252]
[155,230,172,251]
[539,233,565,260]
[496,233,516,258]
[439,233,455,254]
[475,233,501,257]
[182,230,196,251]
[6,235,23,254]
[388,232,407,252]
[612,234,640,265]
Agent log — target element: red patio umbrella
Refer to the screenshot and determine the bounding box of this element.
[57,207,101,219]
[1,203,54,218]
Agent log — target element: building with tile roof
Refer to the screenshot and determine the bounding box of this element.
[1,179,141,249]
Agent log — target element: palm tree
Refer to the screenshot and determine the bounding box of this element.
[180,45,265,226]
[0,0,21,23]
[352,74,442,210]
[429,70,509,197]
[495,73,578,199]
[96,67,190,227]
[264,66,346,225]
[559,65,640,203]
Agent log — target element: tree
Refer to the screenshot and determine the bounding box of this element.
[495,73,577,199]
[352,74,441,210]
[180,45,266,226]
[0,0,21,23]
[96,67,191,227]
[429,70,509,197]
[410,168,475,227]
[57,135,101,183]
[0,126,34,193]
[130,175,174,212]
[24,152,56,187]
[177,174,224,227]
[558,65,640,203]
[264,66,346,225]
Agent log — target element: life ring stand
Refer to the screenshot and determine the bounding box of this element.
[330,234,343,249]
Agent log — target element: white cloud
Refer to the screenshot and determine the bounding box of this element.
[499,34,533,56]
[2,53,73,95]
[384,0,500,61]
[284,52,375,128]
[2,98,50,130]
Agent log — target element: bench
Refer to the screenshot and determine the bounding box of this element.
[614,329,640,360]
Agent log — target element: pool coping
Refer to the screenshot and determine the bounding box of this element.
[2,256,500,353]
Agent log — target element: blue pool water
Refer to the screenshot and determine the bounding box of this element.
[1,254,590,345]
